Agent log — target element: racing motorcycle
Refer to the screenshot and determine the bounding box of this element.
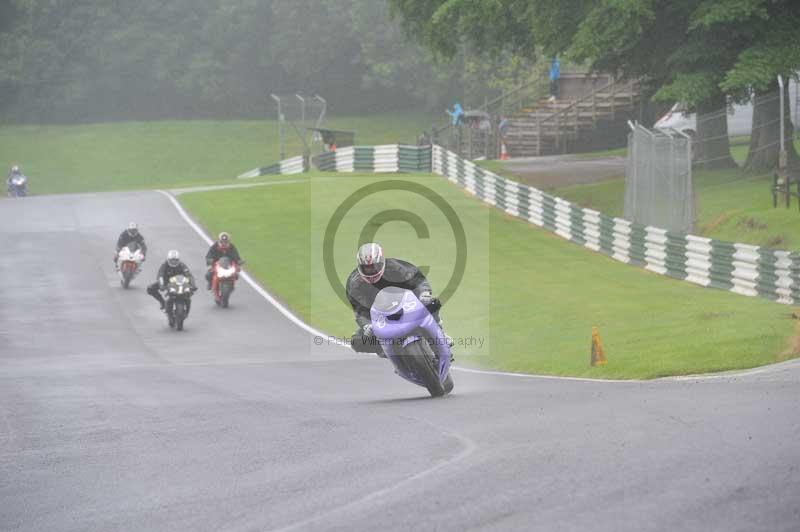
[164,275,195,331]
[211,256,238,308]
[116,242,144,288]
[7,174,28,197]
[353,286,453,397]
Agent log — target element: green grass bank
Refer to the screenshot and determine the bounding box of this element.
[179,173,796,379]
[0,113,431,195]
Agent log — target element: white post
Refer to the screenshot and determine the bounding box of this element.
[779,75,786,169]
[295,94,306,125]
[314,95,327,128]
[271,94,284,160]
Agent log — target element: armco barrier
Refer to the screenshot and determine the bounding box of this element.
[431,145,798,305]
[236,144,796,305]
[315,145,432,174]
[238,155,307,179]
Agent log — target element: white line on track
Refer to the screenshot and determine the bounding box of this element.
[157,188,800,383]
[157,189,344,344]
[167,178,308,195]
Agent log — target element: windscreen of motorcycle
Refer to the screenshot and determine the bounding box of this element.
[169,275,187,291]
[372,286,410,314]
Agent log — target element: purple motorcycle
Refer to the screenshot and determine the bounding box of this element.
[361,286,454,397]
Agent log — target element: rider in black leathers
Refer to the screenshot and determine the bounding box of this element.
[346,260,433,330]
[114,223,147,263]
[346,243,450,357]
[7,165,27,195]
[205,232,243,289]
[146,250,197,314]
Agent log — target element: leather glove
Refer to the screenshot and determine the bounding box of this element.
[419,291,433,305]
[362,323,373,337]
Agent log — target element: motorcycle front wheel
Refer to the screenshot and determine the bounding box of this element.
[220,281,233,308]
[174,301,186,331]
[402,340,448,397]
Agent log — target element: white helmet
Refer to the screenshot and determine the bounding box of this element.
[126,222,138,237]
[356,242,385,284]
[10,165,19,174]
[218,232,231,250]
[166,249,180,267]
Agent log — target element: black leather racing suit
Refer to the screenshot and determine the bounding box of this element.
[205,242,243,285]
[346,258,432,329]
[116,230,148,257]
[346,258,440,354]
[147,261,197,314]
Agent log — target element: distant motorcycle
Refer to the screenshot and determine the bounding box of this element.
[353,286,454,397]
[116,242,144,289]
[164,275,194,331]
[211,256,239,308]
[7,174,27,197]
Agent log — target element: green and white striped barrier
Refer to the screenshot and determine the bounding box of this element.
[431,145,798,305]
[314,145,432,173]
[238,155,307,179]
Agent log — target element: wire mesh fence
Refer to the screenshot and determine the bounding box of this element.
[680,89,799,168]
[624,124,694,233]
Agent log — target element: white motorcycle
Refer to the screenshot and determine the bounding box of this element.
[116,243,145,288]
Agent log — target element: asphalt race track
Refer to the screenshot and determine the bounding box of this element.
[2,191,799,532]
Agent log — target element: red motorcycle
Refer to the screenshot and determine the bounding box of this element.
[211,256,239,308]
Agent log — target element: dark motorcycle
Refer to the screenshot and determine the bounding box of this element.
[7,174,27,198]
[164,275,195,331]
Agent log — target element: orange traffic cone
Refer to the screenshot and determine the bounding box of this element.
[590,327,607,366]
[500,141,509,160]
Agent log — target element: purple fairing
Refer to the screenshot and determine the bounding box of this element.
[369,286,452,387]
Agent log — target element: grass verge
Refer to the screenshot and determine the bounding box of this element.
[0,113,432,195]
[179,173,796,379]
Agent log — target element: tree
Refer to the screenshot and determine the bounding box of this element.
[716,0,800,172]
[388,0,800,170]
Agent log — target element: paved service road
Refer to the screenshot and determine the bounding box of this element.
[503,154,625,189]
[1,191,799,532]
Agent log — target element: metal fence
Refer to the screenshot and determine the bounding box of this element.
[675,87,799,169]
[624,124,694,233]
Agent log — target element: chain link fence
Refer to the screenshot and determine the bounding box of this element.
[624,124,694,233]
[664,86,799,168]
